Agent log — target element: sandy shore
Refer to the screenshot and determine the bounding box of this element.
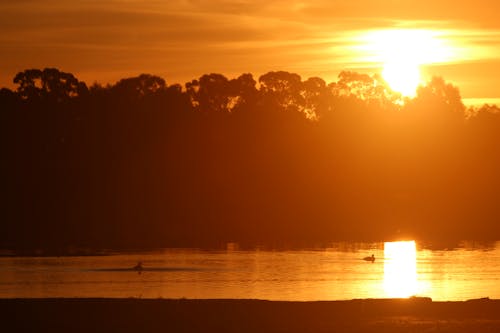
[2,298,499,332]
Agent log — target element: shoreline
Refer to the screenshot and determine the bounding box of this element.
[1,239,498,257]
[3,298,500,332]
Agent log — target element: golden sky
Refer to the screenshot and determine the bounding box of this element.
[1,0,500,99]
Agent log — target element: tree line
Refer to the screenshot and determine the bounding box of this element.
[1,68,499,253]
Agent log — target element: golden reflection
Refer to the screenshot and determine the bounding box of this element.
[383,241,418,298]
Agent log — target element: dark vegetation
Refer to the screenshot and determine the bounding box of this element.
[1,68,499,253]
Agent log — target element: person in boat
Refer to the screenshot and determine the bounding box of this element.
[133,261,144,273]
[363,254,375,262]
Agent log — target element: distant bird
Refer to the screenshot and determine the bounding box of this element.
[363,254,375,262]
[133,261,144,273]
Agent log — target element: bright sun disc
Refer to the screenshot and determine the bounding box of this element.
[356,29,455,96]
[382,62,421,97]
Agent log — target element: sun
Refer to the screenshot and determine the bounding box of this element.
[355,29,454,97]
[382,62,421,97]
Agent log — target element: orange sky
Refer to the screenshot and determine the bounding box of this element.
[1,0,500,100]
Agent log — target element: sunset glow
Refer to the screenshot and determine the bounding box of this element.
[355,29,458,96]
[1,1,500,100]
[2,1,500,331]
[382,62,421,97]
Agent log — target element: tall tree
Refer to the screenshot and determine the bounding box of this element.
[13,68,87,101]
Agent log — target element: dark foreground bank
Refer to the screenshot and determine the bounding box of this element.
[2,298,499,333]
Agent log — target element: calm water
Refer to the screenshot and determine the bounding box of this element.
[1,241,499,300]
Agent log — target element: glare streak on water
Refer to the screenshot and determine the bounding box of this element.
[0,242,499,300]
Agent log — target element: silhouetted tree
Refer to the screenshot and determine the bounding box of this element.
[112,74,166,99]
[0,87,18,107]
[301,77,330,120]
[227,73,258,111]
[259,71,304,113]
[330,71,399,105]
[2,68,500,253]
[13,68,87,101]
[186,73,234,112]
[409,76,465,115]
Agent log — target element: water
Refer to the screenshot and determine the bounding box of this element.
[1,241,499,300]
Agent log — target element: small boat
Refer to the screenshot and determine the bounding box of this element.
[363,254,375,262]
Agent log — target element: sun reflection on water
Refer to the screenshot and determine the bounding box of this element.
[383,240,420,298]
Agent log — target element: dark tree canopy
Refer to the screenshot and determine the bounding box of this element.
[112,74,166,99]
[1,67,499,254]
[13,68,88,101]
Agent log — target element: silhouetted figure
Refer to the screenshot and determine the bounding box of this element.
[133,261,143,273]
[363,254,375,262]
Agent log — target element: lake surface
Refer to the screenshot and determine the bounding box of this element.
[1,241,499,300]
